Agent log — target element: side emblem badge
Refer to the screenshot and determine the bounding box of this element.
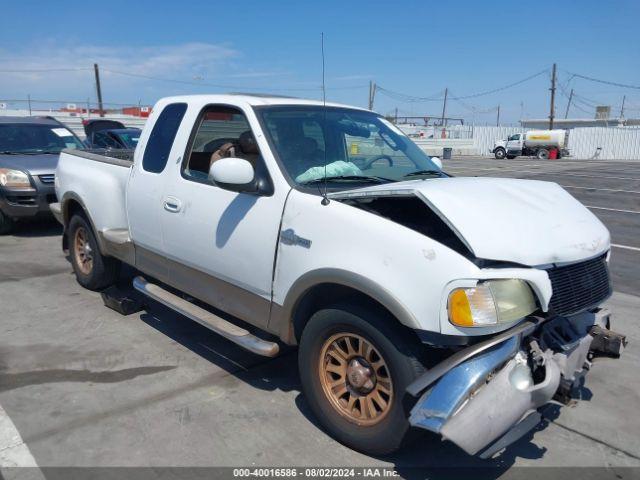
[280,229,312,249]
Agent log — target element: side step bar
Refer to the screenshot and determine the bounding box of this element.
[133,276,279,357]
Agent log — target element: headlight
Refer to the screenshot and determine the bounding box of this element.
[0,168,31,189]
[448,279,536,327]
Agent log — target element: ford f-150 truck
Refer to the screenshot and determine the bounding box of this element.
[51,94,625,458]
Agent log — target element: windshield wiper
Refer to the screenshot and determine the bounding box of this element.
[0,150,56,155]
[300,175,393,185]
[403,169,443,178]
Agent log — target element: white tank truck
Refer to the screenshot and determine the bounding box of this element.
[492,130,569,159]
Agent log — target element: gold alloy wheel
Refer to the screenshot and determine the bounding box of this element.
[73,226,94,275]
[319,333,393,426]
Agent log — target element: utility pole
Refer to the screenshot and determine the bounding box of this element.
[496,105,500,126]
[368,81,377,111]
[549,63,556,129]
[620,95,626,118]
[440,87,448,126]
[94,63,104,117]
[564,88,573,119]
[394,107,398,123]
[27,94,32,116]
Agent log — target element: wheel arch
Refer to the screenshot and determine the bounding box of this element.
[60,192,106,254]
[272,269,421,345]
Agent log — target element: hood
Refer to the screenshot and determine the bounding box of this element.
[0,153,59,176]
[330,177,610,266]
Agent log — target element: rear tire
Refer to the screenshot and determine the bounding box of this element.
[537,149,549,160]
[494,148,506,160]
[0,210,15,235]
[68,214,120,290]
[298,303,425,455]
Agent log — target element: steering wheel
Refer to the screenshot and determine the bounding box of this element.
[362,155,394,169]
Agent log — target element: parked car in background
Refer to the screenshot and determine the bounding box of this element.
[0,116,84,233]
[53,94,623,457]
[83,119,141,149]
[492,129,569,160]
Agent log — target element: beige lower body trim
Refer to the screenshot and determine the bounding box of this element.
[133,246,275,334]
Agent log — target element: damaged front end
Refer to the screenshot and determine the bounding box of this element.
[408,309,626,458]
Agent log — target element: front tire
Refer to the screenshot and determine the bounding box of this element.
[0,210,15,235]
[494,148,506,159]
[68,214,120,290]
[298,303,425,455]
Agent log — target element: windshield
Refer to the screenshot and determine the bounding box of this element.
[114,130,140,149]
[0,124,84,154]
[256,106,443,188]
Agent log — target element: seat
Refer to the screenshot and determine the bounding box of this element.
[207,131,259,172]
[237,130,260,164]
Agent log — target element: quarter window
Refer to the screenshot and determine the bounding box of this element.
[142,103,187,173]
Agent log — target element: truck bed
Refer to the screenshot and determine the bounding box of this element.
[56,148,132,239]
[62,148,134,167]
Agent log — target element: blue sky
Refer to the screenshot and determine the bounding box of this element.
[0,0,638,123]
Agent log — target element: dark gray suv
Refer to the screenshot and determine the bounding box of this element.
[0,116,84,233]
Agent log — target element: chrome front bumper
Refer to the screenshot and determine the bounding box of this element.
[408,308,625,458]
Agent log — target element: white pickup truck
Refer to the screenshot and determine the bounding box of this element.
[52,94,624,458]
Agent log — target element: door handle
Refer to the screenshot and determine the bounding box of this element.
[163,196,182,213]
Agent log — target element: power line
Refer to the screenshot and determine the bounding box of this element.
[375,86,444,103]
[0,67,92,73]
[101,68,366,92]
[0,65,366,93]
[451,69,549,100]
[0,98,152,107]
[556,81,592,114]
[564,70,640,90]
[376,68,549,104]
[448,92,498,114]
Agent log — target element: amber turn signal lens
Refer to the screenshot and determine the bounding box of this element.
[448,289,474,327]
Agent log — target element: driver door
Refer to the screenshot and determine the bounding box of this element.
[160,104,285,329]
[505,133,523,153]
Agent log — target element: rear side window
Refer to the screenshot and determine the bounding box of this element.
[142,103,187,173]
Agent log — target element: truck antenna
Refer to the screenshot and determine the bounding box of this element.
[320,32,330,206]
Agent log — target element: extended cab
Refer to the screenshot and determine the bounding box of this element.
[52,95,625,457]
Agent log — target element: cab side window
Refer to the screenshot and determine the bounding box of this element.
[142,103,187,174]
[183,106,262,182]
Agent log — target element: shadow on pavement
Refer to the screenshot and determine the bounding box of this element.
[137,294,551,474]
[9,217,62,238]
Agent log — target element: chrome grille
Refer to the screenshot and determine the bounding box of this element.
[546,254,611,316]
[38,174,55,184]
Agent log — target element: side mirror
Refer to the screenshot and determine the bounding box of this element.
[209,157,257,193]
[431,156,443,169]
